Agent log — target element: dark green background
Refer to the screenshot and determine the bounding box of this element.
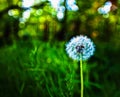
[0,0,120,97]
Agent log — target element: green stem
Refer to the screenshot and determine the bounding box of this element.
[80,54,83,97]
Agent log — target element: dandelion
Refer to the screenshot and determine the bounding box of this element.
[66,35,95,97]
[66,35,95,61]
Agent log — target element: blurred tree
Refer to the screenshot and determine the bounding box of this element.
[3,15,19,44]
[0,0,48,46]
[55,0,67,40]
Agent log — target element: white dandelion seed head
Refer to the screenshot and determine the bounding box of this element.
[66,35,95,61]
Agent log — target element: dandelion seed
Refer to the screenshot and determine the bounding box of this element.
[66,35,95,61]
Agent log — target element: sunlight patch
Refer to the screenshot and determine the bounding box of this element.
[22,0,34,8]
[98,1,112,15]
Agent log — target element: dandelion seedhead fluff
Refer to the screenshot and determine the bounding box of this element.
[66,35,95,61]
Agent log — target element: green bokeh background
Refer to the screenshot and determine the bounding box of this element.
[0,0,120,97]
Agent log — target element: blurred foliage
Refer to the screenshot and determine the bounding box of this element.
[0,0,120,97]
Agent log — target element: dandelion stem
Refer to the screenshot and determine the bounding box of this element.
[80,54,83,97]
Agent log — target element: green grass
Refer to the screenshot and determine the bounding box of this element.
[0,39,120,97]
[0,39,79,97]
